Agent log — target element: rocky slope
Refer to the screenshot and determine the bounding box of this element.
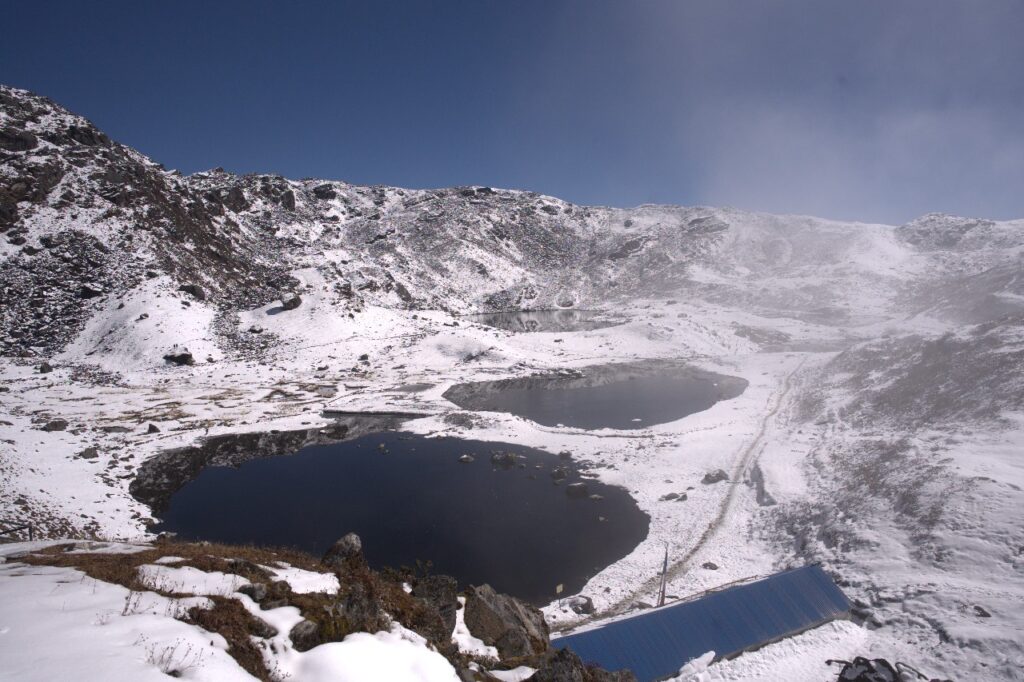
[4,84,1024,680]
[5,84,1022,365]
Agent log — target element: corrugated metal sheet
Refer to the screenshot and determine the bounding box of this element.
[553,565,850,682]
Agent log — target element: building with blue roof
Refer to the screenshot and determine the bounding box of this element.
[553,564,851,682]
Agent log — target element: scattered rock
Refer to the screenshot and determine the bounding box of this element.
[974,605,992,618]
[280,292,302,310]
[312,183,337,200]
[531,647,637,682]
[248,325,263,334]
[78,283,104,299]
[178,283,206,300]
[41,419,68,432]
[38,361,53,373]
[147,423,160,434]
[322,532,364,569]
[289,619,319,651]
[566,595,595,615]
[281,189,296,211]
[701,469,729,484]
[78,447,99,459]
[463,584,549,659]
[566,482,589,498]
[550,466,570,481]
[163,347,194,366]
[412,575,459,636]
[491,452,517,467]
[239,582,268,602]
[701,562,719,570]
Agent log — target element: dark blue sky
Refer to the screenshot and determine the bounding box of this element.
[3,1,1023,223]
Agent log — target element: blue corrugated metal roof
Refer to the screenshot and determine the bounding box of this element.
[553,565,850,682]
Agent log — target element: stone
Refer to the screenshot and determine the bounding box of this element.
[566,482,589,498]
[42,419,68,432]
[659,492,680,501]
[78,447,99,459]
[289,619,320,651]
[281,189,296,210]
[163,347,194,366]
[491,451,517,467]
[322,532,364,569]
[147,423,160,434]
[458,454,474,463]
[178,283,206,300]
[566,595,594,615]
[280,292,302,310]
[223,186,249,212]
[412,575,459,635]
[38,361,53,373]
[701,561,719,570]
[531,647,637,682]
[238,582,268,602]
[463,584,549,659]
[550,466,570,481]
[0,128,37,152]
[701,469,729,484]
[312,184,337,200]
[79,283,104,299]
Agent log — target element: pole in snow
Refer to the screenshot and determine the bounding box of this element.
[657,543,669,607]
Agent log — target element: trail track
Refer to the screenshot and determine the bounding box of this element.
[557,357,806,632]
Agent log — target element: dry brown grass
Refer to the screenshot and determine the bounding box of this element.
[19,538,460,680]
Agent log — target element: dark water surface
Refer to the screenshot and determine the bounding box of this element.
[155,431,649,604]
[467,309,624,333]
[444,363,748,430]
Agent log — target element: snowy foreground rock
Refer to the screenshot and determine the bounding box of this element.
[2,83,1024,679]
[0,539,631,681]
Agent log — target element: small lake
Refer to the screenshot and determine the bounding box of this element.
[153,431,648,605]
[467,309,624,333]
[443,361,748,430]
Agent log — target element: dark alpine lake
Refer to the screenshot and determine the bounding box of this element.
[154,431,649,605]
[467,309,624,333]
[443,362,748,430]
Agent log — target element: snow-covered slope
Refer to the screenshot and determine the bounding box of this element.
[3,84,1024,680]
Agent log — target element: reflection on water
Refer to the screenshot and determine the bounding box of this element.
[154,431,649,605]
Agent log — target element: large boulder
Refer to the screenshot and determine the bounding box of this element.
[163,347,194,366]
[412,575,459,635]
[463,584,549,659]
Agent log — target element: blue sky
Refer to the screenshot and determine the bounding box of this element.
[3,1,1022,223]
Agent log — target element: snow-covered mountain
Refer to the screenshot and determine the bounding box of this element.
[3,84,1024,679]
[5,84,1022,363]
